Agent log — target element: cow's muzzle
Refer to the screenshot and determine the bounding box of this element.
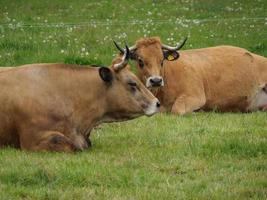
[144,98,161,116]
[146,76,164,88]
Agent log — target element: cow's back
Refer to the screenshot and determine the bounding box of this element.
[0,67,14,72]
[251,53,267,84]
[166,46,262,111]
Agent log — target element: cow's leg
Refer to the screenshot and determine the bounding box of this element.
[171,95,206,115]
[20,131,77,152]
[69,132,91,151]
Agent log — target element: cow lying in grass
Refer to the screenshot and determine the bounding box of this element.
[0,46,160,152]
[114,37,267,115]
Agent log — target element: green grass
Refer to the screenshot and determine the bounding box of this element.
[0,0,267,199]
[0,113,266,199]
[0,0,267,67]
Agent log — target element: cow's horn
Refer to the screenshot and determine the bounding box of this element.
[113,40,137,53]
[113,45,130,71]
[113,40,125,54]
[129,44,137,51]
[162,37,188,51]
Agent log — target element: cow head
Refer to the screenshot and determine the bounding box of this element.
[99,45,160,121]
[114,37,187,89]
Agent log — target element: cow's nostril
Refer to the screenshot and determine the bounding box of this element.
[156,101,161,108]
[150,78,162,84]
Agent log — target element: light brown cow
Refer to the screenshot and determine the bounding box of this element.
[0,47,160,152]
[114,37,267,115]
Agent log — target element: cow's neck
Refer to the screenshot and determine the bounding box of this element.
[66,68,108,136]
[155,66,175,111]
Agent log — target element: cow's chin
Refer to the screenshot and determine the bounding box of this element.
[146,82,164,96]
[102,112,143,123]
[146,83,164,89]
[143,104,159,116]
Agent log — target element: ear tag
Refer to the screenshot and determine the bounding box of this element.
[167,54,174,61]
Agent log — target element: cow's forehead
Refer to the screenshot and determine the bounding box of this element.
[135,41,163,59]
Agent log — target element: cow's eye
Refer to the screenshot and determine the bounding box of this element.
[128,82,137,87]
[128,81,138,93]
[138,58,144,68]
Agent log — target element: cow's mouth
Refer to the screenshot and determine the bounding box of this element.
[151,82,163,87]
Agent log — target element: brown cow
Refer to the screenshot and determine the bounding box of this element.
[114,37,267,115]
[0,46,160,152]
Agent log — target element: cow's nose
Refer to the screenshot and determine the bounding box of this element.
[150,77,163,86]
[156,101,161,108]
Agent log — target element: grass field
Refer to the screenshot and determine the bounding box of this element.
[0,0,267,199]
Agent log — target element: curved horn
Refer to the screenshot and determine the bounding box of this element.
[113,40,125,54]
[162,37,188,51]
[113,40,137,53]
[129,44,137,52]
[113,45,130,71]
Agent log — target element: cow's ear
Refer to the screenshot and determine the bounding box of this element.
[99,67,113,83]
[163,50,180,61]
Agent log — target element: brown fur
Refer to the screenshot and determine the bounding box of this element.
[121,37,267,115]
[0,62,158,152]
[0,67,14,72]
[135,37,161,48]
